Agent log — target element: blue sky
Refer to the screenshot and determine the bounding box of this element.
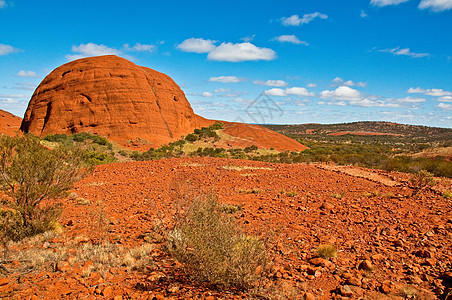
[1,0,451,128]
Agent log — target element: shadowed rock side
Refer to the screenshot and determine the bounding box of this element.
[0,109,22,136]
[20,55,212,147]
[20,55,305,150]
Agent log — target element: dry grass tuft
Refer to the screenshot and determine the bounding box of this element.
[315,244,337,259]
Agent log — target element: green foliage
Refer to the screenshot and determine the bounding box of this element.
[0,135,89,242]
[167,196,266,290]
[444,191,452,199]
[43,132,113,150]
[185,133,198,142]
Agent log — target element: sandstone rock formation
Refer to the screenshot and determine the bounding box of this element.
[20,55,212,147]
[20,55,305,151]
[0,109,22,136]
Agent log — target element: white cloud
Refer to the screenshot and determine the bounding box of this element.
[396,97,426,103]
[17,70,38,78]
[437,103,452,110]
[264,87,314,97]
[209,76,244,83]
[407,87,452,96]
[240,35,256,42]
[214,88,231,93]
[351,99,401,108]
[123,43,155,53]
[370,0,409,6]
[253,80,288,87]
[66,43,121,60]
[419,0,452,11]
[360,10,368,18]
[438,96,452,102]
[307,83,317,88]
[320,86,363,101]
[201,92,213,97]
[177,38,216,53]
[379,47,429,58]
[0,44,18,56]
[207,42,276,62]
[264,88,287,96]
[0,0,6,8]
[286,87,315,97]
[273,35,308,45]
[332,77,367,87]
[281,12,328,26]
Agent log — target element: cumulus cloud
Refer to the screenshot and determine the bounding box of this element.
[419,0,452,11]
[407,87,452,96]
[264,87,314,97]
[66,43,121,60]
[370,0,409,6]
[17,70,38,78]
[332,77,367,87]
[281,12,328,26]
[123,43,155,53]
[209,76,244,83]
[437,103,452,110]
[320,86,363,101]
[253,80,288,87]
[207,42,276,62]
[0,44,19,56]
[201,92,213,97]
[0,0,6,8]
[273,35,308,45]
[379,47,430,58]
[177,38,217,53]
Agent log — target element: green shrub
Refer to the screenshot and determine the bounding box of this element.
[315,244,337,259]
[185,133,198,142]
[0,135,89,242]
[167,196,266,290]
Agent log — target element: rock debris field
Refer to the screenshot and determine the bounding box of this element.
[1,157,451,299]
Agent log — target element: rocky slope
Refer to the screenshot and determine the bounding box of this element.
[0,109,21,136]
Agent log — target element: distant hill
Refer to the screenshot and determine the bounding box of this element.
[262,121,452,143]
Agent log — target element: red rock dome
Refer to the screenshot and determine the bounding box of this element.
[20,55,212,146]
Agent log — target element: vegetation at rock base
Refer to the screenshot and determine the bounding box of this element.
[166,195,266,290]
[0,135,89,243]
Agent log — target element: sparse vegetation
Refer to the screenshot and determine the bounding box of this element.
[0,135,89,243]
[166,195,266,290]
[409,170,436,193]
[315,244,337,259]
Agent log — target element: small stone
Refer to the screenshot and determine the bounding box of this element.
[321,202,334,210]
[101,286,113,297]
[371,253,385,261]
[148,271,166,283]
[167,284,180,293]
[113,296,123,300]
[414,249,432,258]
[358,260,374,271]
[346,276,362,287]
[310,257,329,267]
[393,240,404,248]
[303,292,315,300]
[56,261,70,272]
[340,285,353,297]
[380,280,392,294]
[0,278,9,286]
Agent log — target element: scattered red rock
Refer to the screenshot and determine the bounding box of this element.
[1,157,451,299]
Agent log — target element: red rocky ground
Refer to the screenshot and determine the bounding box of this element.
[1,157,451,299]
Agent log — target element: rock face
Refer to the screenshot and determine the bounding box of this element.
[0,109,22,136]
[20,55,305,151]
[20,55,212,146]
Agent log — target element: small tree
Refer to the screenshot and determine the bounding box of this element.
[0,135,89,242]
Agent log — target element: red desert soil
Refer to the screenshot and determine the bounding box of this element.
[19,55,304,152]
[2,158,451,299]
[0,109,21,136]
[328,131,401,137]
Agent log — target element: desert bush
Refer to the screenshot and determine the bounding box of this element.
[409,170,435,193]
[0,135,89,242]
[167,195,266,290]
[315,244,337,259]
[444,191,452,199]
